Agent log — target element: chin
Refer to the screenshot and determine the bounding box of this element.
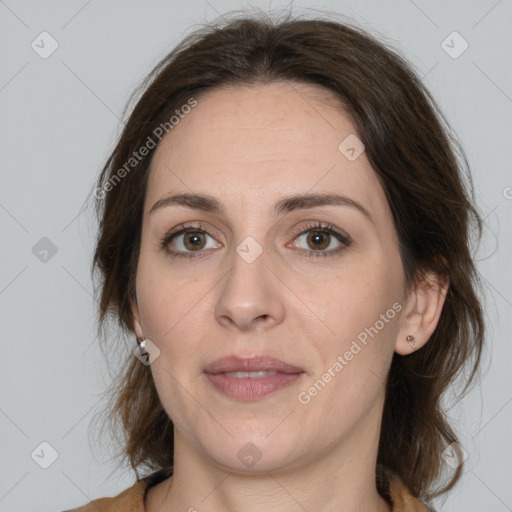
[197,426,306,474]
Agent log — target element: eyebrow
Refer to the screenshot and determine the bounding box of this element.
[149,192,373,223]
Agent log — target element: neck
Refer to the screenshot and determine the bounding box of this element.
[146,420,392,512]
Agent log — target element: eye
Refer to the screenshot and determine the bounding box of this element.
[160,221,351,260]
[289,221,352,258]
[160,223,221,259]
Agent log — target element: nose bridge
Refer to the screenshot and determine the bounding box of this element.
[214,236,284,330]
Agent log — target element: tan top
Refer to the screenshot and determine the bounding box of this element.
[65,467,435,512]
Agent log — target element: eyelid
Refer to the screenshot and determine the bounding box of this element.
[285,221,352,258]
[289,221,352,245]
[160,222,222,253]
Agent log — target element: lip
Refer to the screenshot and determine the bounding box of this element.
[204,355,305,401]
[204,355,304,374]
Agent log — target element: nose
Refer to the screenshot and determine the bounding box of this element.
[214,247,286,332]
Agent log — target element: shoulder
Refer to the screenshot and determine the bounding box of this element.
[379,465,437,512]
[62,468,172,512]
[63,480,146,512]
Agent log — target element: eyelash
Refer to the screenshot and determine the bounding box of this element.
[159,221,352,260]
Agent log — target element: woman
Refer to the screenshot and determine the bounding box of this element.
[67,9,484,512]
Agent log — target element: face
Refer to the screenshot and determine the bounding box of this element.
[132,81,409,474]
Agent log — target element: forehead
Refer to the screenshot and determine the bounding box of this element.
[146,81,389,219]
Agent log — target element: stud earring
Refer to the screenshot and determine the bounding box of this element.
[406,335,416,350]
[137,337,148,354]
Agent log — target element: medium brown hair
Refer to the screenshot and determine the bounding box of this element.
[90,8,484,505]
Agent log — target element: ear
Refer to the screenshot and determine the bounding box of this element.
[130,296,145,340]
[395,270,449,355]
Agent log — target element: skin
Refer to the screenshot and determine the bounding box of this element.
[131,81,447,512]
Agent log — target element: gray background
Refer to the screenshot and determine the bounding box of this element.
[0,1,511,511]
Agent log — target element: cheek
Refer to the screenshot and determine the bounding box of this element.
[299,270,400,427]
[135,248,209,340]
[315,257,402,368]
[325,264,397,324]
[135,265,215,405]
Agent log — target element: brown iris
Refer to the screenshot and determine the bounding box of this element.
[307,231,330,250]
[183,231,206,251]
